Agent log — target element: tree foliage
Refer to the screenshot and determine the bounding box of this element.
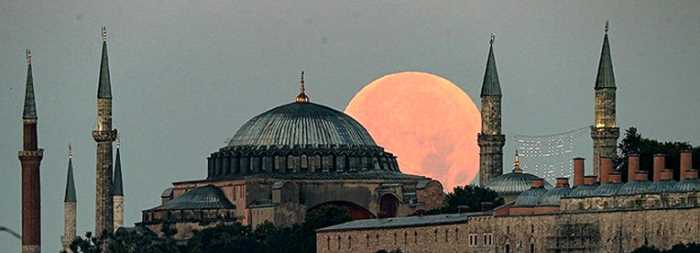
[632,243,700,253]
[66,204,352,253]
[617,127,699,181]
[424,185,503,214]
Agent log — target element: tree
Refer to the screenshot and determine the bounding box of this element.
[631,243,700,253]
[424,185,504,214]
[617,127,698,181]
[186,222,258,253]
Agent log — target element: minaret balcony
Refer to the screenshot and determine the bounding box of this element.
[18,149,44,159]
[93,129,118,142]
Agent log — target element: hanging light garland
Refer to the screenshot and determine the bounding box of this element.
[513,126,589,183]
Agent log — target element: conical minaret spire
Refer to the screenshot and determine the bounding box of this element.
[112,137,124,230]
[481,33,502,97]
[591,21,620,178]
[478,34,506,186]
[98,26,112,99]
[19,49,43,253]
[92,26,118,237]
[63,145,77,252]
[512,150,522,174]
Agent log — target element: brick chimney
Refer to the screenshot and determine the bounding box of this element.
[531,178,545,189]
[628,153,640,182]
[609,172,622,184]
[634,171,649,182]
[583,176,597,186]
[573,158,585,186]
[685,170,698,180]
[600,157,614,184]
[653,154,666,182]
[660,169,673,181]
[680,150,692,180]
[555,177,570,188]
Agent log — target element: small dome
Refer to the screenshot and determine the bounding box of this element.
[229,102,377,147]
[160,185,234,210]
[485,172,553,196]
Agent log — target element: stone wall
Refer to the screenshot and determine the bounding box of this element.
[318,206,700,253]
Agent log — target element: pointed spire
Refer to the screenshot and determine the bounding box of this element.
[112,137,123,196]
[512,150,522,173]
[65,144,77,203]
[23,49,37,120]
[97,26,112,98]
[480,33,502,97]
[595,21,616,89]
[295,71,310,103]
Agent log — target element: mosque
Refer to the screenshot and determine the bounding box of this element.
[136,78,445,236]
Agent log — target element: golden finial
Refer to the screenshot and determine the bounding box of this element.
[116,134,120,149]
[513,150,522,173]
[26,49,31,65]
[68,143,73,159]
[490,33,495,45]
[295,71,309,103]
[605,20,609,33]
[102,26,107,41]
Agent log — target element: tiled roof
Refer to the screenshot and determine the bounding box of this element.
[514,188,548,207]
[485,172,552,195]
[317,212,490,232]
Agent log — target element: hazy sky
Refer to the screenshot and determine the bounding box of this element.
[1,0,699,251]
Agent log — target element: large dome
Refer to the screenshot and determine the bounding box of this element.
[229,102,377,147]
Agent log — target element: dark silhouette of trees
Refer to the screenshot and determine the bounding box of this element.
[617,127,699,181]
[423,185,503,214]
[632,243,700,253]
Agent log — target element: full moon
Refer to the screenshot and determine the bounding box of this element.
[345,72,481,191]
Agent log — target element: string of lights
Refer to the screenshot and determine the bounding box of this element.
[513,126,590,182]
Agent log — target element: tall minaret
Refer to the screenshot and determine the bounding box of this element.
[92,26,117,237]
[478,34,506,186]
[18,49,43,253]
[63,145,77,252]
[591,21,619,177]
[112,138,124,231]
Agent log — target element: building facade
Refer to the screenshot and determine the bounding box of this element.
[317,153,700,253]
[138,75,444,239]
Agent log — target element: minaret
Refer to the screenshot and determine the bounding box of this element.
[63,145,77,252]
[18,49,43,253]
[591,21,619,177]
[478,34,506,186]
[92,27,117,237]
[112,138,124,231]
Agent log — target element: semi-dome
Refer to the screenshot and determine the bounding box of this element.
[229,102,377,147]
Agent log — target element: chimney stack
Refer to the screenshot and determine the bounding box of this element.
[573,158,585,186]
[634,171,649,182]
[628,153,640,182]
[653,154,666,182]
[685,170,698,180]
[532,178,545,189]
[583,176,597,186]
[609,172,622,184]
[600,157,614,184]
[680,150,692,180]
[555,177,570,188]
[660,169,673,181]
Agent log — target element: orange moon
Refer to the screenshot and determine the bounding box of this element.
[345,72,481,191]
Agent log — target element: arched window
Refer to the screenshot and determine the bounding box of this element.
[455,228,459,241]
[348,235,352,249]
[414,231,418,244]
[505,244,511,253]
[394,232,397,244]
[337,236,341,250]
[366,234,370,247]
[531,224,534,233]
[434,229,438,242]
[404,231,407,244]
[327,236,330,250]
[445,229,449,242]
[530,243,535,253]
